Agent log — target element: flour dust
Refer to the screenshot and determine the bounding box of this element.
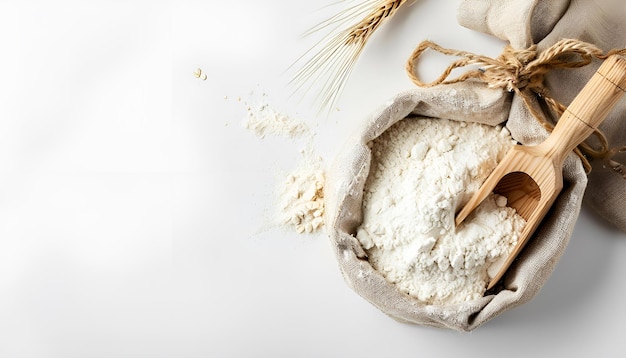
[241,92,309,139]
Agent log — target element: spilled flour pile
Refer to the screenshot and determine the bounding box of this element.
[276,153,326,234]
[356,117,526,305]
[241,95,326,234]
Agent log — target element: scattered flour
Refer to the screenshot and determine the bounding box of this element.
[243,98,309,139]
[356,117,526,305]
[239,93,326,234]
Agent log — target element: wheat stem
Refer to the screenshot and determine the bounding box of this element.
[291,0,409,115]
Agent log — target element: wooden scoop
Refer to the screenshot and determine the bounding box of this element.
[455,54,626,290]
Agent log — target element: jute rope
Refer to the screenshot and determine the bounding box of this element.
[406,38,626,177]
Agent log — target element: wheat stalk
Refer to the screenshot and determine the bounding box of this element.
[290,0,409,115]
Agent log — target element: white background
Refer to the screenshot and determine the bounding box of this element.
[1,0,626,357]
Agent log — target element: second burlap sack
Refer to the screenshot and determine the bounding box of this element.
[458,0,626,231]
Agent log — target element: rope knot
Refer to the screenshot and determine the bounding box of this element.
[484,45,538,92]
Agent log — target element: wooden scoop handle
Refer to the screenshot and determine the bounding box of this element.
[539,55,626,163]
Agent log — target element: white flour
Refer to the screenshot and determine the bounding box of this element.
[356,117,526,305]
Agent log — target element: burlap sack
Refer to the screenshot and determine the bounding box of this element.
[326,83,586,331]
[326,0,624,331]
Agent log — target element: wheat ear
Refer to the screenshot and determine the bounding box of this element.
[290,0,408,115]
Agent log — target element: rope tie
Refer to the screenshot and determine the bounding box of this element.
[406,38,626,177]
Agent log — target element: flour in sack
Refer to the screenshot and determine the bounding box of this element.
[356,117,526,305]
